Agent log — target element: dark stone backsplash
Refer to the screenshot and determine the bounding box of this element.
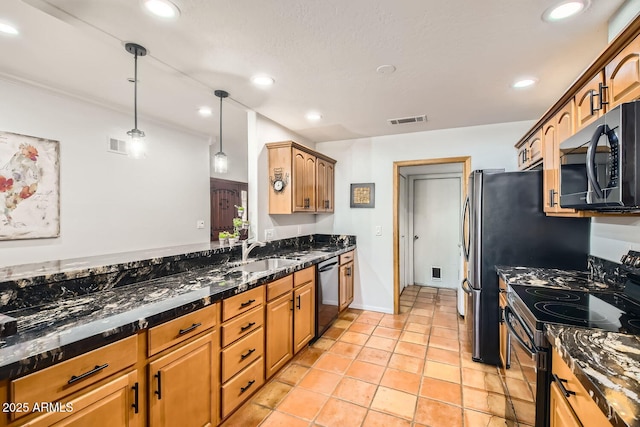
[587,254,625,287]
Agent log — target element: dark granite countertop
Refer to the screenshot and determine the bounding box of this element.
[546,325,640,427]
[0,242,355,380]
[495,265,623,292]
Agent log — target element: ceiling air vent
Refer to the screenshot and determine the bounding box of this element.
[108,137,128,155]
[387,115,427,125]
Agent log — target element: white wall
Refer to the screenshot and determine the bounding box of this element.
[0,77,210,267]
[250,113,318,242]
[315,120,534,313]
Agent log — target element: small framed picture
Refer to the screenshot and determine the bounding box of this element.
[350,183,375,208]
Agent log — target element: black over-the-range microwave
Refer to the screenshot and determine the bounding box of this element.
[560,100,640,211]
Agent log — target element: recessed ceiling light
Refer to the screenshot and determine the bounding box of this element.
[198,107,212,117]
[251,75,275,86]
[542,0,589,22]
[141,0,180,19]
[512,78,538,89]
[0,22,19,36]
[376,64,396,75]
[306,112,322,121]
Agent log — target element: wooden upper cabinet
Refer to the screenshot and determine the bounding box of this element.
[316,157,335,213]
[292,148,316,212]
[542,120,557,212]
[267,141,336,214]
[516,128,542,170]
[605,33,640,108]
[575,72,605,132]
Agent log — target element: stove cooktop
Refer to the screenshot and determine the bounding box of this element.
[509,285,640,334]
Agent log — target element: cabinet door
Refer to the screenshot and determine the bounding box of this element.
[575,72,605,132]
[23,371,139,427]
[265,292,293,379]
[316,158,327,212]
[293,282,315,354]
[326,162,334,212]
[605,34,640,108]
[528,133,543,166]
[292,149,316,212]
[498,294,509,370]
[149,333,217,427]
[549,381,582,427]
[542,121,556,213]
[339,262,354,312]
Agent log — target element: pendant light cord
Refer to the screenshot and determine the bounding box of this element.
[219,94,223,153]
[134,51,138,131]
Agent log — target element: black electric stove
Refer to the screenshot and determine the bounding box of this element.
[509,285,640,335]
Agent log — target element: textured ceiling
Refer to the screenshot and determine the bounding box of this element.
[0,0,630,143]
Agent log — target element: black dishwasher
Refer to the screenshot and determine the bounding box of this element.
[315,256,340,339]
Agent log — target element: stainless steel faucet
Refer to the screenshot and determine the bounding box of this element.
[242,240,266,262]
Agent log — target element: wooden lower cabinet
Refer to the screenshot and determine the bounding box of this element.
[293,281,315,354]
[339,261,354,312]
[265,292,294,379]
[498,292,509,370]
[21,371,139,427]
[149,332,218,427]
[549,381,581,427]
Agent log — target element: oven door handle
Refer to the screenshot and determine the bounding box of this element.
[504,306,537,356]
[586,124,607,199]
[318,261,338,272]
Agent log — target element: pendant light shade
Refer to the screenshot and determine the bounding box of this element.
[125,43,147,159]
[214,89,229,173]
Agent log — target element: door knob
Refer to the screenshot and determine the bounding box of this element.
[414,235,419,240]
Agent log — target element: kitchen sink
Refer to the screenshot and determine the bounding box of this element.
[230,258,300,273]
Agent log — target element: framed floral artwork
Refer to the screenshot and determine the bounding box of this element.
[0,131,60,240]
[350,183,375,208]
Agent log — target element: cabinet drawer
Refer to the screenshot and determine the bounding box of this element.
[266,275,293,301]
[294,266,315,287]
[222,287,264,322]
[221,327,264,383]
[148,303,218,356]
[11,336,137,419]
[221,357,265,419]
[340,251,354,265]
[221,305,264,347]
[551,349,611,427]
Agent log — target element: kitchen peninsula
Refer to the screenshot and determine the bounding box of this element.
[0,234,355,426]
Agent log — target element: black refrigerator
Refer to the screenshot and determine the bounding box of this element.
[461,170,590,366]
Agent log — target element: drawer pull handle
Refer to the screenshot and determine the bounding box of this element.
[552,374,576,398]
[240,299,256,308]
[155,372,162,400]
[67,363,109,385]
[241,348,256,360]
[296,295,301,309]
[178,322,202,335]
[240,322,256,332]
[240,380,256,394]
[131,382,139,413]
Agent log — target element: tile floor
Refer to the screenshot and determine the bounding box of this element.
[221,285,536,427]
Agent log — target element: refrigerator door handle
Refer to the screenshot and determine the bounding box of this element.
[461,196,470,260]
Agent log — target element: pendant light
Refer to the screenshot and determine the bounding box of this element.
[125,42,147,159]
[213,89,229,173]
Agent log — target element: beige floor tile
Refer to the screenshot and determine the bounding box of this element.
[394,341,427,359]
[277,388,327,421]
[297,368,342,395]
[463,409,512,427]
[293,347,325,367]
[328,341,362,358]
[311,337,335,351]
[365,335,397,351]
[276,364,310,386]
[220,402,271,427]
[333,377,378,407]
[362,410,412,427]
[357,347,392,366]
[462,387,512,419]
[314,353,353,374]
[345,360,385,384]
[406,314,432,324]
[388,353,424,374]
[380,367,421,394]
[424,360,461,384]
[430,326,458,338]
[461,368,505,395]
[323,326,346,339]
[349,322,376,335]
[339,311,359,321]
[260,410,310,427]
[251,380,292,409]
[410,308,433,317]
[372,326,402,339]
[333,319,354,328]
[404,322,429,334]
[414,397,463,427]
[504,377,534,401]
[378,318,406,329]
[419,377,462,406]
[315,397,368,427]
[511,397,536,425]
[370,386,418,420]
[399,330,429,345]
[426,347,460,366]
[340,331,370,345]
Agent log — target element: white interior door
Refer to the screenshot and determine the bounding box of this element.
[413,177,461,288]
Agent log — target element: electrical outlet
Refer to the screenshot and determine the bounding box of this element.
[265,229,274,240]
[196,220,205,229]
[375,225,382,236]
